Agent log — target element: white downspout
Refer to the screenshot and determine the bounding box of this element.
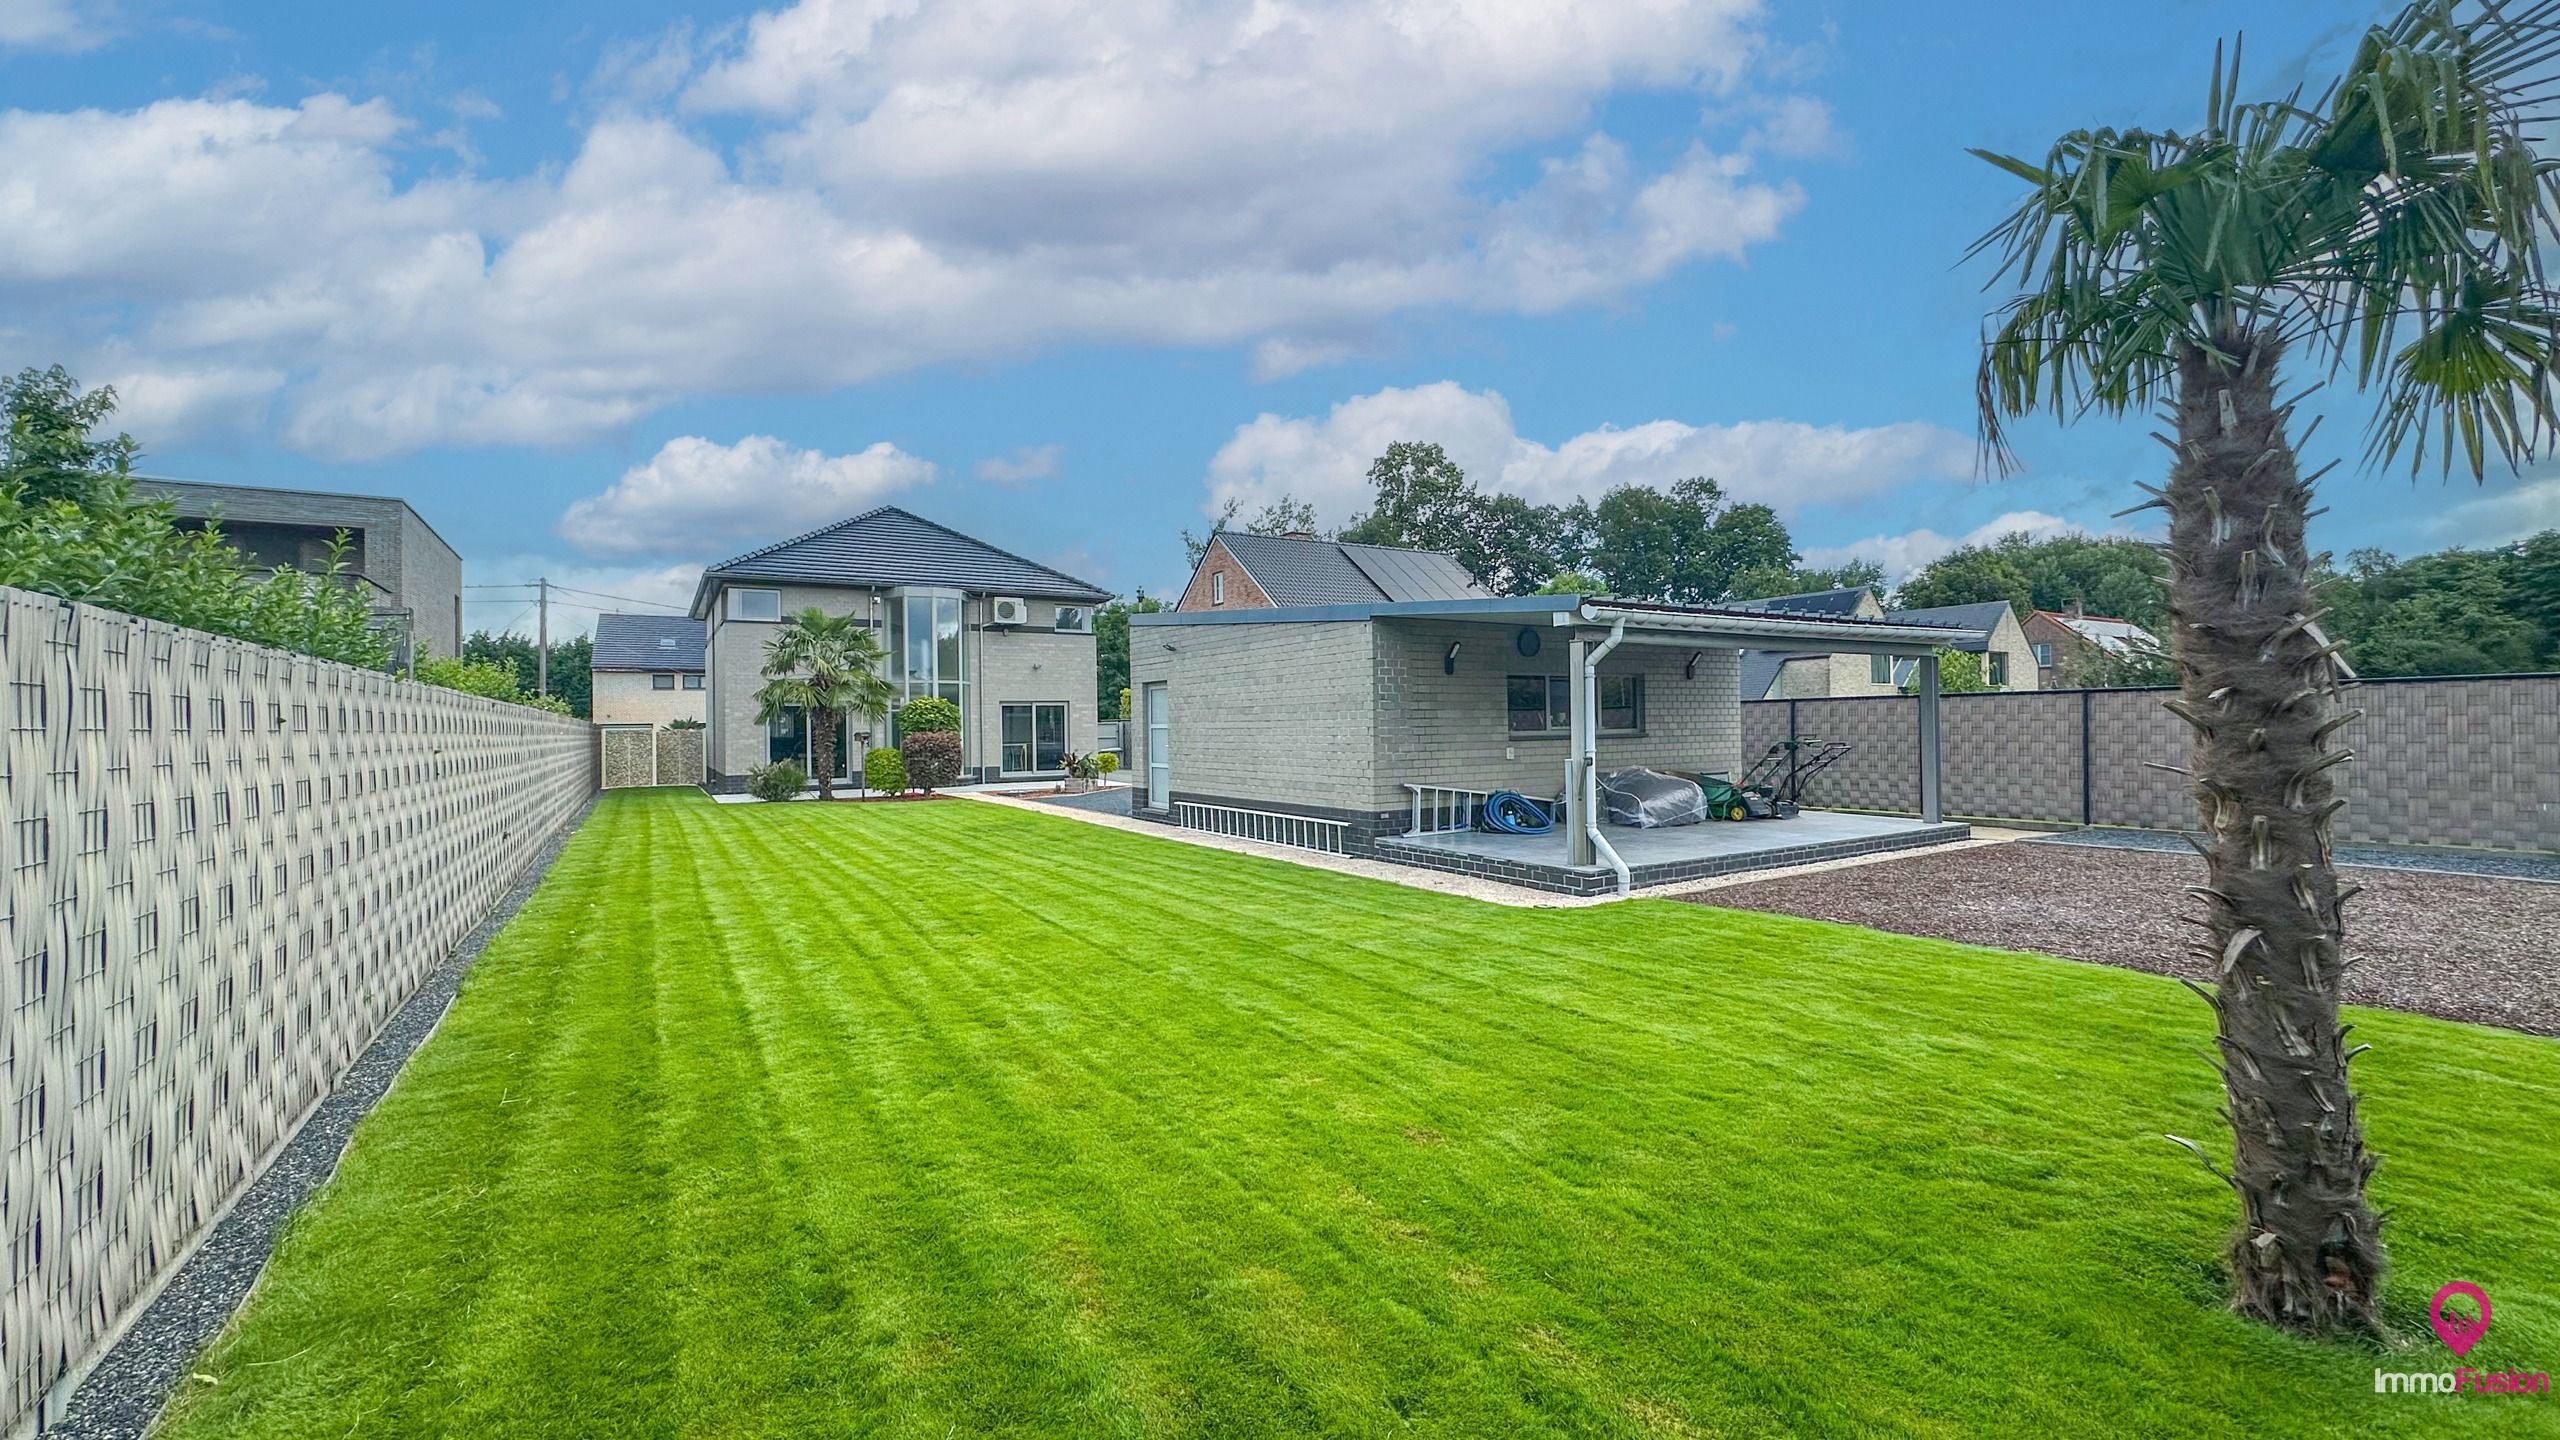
[1581,616,1631,898]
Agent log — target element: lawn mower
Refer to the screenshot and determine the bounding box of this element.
[1730,736,1854,819]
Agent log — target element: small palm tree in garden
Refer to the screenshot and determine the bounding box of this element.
[753,609,896,802]
[1972,1,2560,1335]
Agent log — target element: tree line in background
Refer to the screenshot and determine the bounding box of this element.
[1161,438,2558,699]
[451,631,594,718]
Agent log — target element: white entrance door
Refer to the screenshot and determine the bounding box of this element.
[1144,683,1170,809]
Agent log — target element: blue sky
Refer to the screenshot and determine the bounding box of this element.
[6,0,2551,637]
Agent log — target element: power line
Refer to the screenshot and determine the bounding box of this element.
[550,583,687,611]
[464,582,686,611]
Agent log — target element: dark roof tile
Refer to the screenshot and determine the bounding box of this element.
[696,507,1111,613]
[593,613,706,671]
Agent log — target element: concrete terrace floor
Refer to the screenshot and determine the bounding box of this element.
[1380,808,1966,871]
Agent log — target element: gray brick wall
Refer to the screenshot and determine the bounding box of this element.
[970,602,1100,777]
[1129,619,1378,813]
[1371,620,1739,812]
[1745,675,2560,850]
[1127,618,1744,834]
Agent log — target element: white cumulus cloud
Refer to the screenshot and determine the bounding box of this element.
[0,0,1824,458]
[1205,381,1973,524]
[557,434,936,558]
[976,443,1062,486]
[1799,510,2079,581]
[2421,474,2560,548]
[0,0,106,51]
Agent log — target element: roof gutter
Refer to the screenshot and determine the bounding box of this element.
[1573,602,1979,650]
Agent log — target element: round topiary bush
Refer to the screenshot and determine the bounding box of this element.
[863,746,908,794]
[746,760,806,802]
[1095,751,1120,777]
[895,695,962,734]
[899,730,963,792]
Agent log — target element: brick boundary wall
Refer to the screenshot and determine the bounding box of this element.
[1745,673,2560,852]
[0,587,597,1435]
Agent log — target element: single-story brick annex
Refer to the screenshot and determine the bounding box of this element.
[1127,593,1982,894]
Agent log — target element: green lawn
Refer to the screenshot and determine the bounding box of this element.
[158,790,2560,1438]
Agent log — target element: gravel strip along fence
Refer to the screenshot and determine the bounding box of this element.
[2031,826,2560,884]
[46,796,601,1440]
[1684,841,2558,1037]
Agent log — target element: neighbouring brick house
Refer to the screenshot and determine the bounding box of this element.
[690,507,1112,790]
[1128,591,1977,877]
[590,613,707,727]
[139,477,464,665]
[1741,588,2042,698]
[2023,606,2160,686]
[1177,530,1492,610]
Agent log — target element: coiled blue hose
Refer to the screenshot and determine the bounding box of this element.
[1481,791,1555,835]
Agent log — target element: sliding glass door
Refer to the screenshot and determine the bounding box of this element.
[1000,702,1067,775]
[766,705,851,780]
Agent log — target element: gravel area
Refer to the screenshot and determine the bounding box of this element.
[1685,842,2559,1037]
[2032,826,2560,883]
[1028,785,1137,815]
[47,797,600,1440]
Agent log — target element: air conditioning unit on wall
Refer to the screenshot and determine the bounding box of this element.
[989,596,1030,626]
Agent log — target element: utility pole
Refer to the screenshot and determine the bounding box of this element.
[536,577,550,699]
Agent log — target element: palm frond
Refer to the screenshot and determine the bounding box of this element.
[1971,0,2560,482]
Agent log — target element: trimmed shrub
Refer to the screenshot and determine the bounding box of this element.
[899,730,963,792]
[746,761,806,802]
[863,746,908,794]
[895,695,962,734]
[665,717,705,730]
[1095,752,1120,776]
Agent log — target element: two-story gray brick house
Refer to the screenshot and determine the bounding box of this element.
[688,507,1112,791]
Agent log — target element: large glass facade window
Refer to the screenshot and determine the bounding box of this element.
[888,589,967,741]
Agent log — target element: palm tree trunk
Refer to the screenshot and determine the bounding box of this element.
[2164,332,2380,1334]
[811,707,838,802]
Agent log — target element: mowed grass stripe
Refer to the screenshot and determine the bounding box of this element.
[154,791,2560,1439]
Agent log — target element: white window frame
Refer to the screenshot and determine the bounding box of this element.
[1870,654,1893,685]
[1211,572,1225,605]
[728,587,782,622]
[2032,643,2054,668]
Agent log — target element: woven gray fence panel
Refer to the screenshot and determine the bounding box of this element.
[1789,696,1916,812]
[0,587,595,1433]
[1943,691,2084,822]
[1744,674,2560,850]
[2087,689,2193,832]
